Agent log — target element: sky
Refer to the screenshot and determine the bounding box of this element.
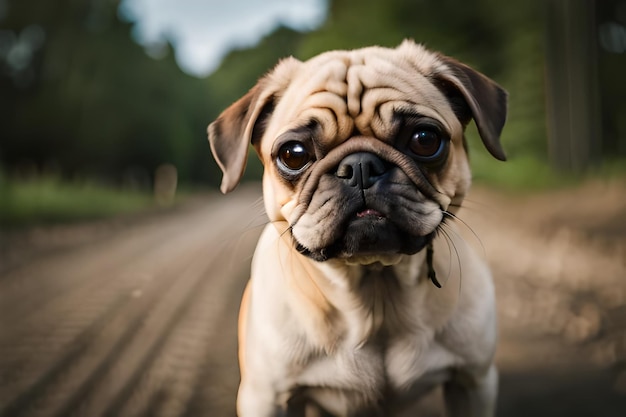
[119,0,328,78]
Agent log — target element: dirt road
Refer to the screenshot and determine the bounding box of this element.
[1,182,625,416]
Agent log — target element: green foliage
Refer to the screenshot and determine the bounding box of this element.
[0,174,154,227]
[0,0,221,188]
[2,0,621,202]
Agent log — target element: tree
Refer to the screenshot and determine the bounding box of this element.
[0,0,222,187]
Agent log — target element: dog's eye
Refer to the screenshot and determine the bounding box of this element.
[277,141,312,172]
[409,128,447,161]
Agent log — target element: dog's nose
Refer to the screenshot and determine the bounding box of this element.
[336,152,388,189]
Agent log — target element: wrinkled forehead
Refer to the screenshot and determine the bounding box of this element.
[262,46,459,151]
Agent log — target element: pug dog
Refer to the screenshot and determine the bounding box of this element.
[208,40,507,417]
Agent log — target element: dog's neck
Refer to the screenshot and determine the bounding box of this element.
[270,221,436,352]
[293,245,431,352]
[316,252,428,289]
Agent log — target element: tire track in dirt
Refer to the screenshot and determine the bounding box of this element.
[1,181,625,417]
[0,187,265,417]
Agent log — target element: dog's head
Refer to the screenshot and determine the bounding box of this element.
[209,40,507,264]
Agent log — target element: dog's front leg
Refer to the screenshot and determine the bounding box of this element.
[237,379,283,417]
[239,378,311,417]
[443,364,498,417]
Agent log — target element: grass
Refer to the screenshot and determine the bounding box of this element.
[0,175,156,229]
[471,152,573,190]
[1,152,624,229]
[469,146,626,192]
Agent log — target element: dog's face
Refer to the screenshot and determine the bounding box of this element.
[209,40,507,264]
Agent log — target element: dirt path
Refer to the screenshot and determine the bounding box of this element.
[0,187,265,417]
[1,181,625,416]
[461,182,626,417]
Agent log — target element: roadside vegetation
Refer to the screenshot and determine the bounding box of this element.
[0,173,155,228]
[1,0,623,228]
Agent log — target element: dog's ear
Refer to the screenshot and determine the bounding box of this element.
[435,57,508,161]
[208,57,300,193]
[208,82,273,193]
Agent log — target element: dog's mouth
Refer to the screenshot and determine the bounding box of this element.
[356,208,385,219]
[296,206,436,262]
[289,146,444,263]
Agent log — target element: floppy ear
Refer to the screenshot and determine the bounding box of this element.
[435,57,508,161]
[208,57,301,193]
[208,82,274,194]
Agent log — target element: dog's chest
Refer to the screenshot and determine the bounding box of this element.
[294,266,459,409]
[295,323,457,415]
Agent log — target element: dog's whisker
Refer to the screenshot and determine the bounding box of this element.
[216,218,268,274]
[435,228,454,285]
[214,203,270,266]
[437,223,463,291]
[215,211,267,252]
[435,228,455,286]
[443,210,486,259]
[448,199,499,220]
[451,197,490,209]
[249,196,265,209]
[238,197,269,230]
[243,212,270,232]
[272,221,293,239]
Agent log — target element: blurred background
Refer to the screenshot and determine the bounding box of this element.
[0,0,625,416]
[1,0,625,218]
